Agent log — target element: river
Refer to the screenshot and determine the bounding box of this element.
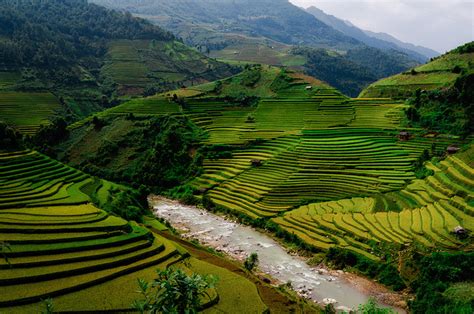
[150,197,406,313]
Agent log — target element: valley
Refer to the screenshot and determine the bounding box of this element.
[0,0,473,313]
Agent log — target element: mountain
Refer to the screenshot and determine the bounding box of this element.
[305,6,439,61]
[91,0,361,51]
[364,30,440,59]
[91,0,423,97]
[0,0,236,128]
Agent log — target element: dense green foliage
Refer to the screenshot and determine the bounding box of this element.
[76,115,204,191]
[133,268,217,314]
[98,186,149,222]
[0,121,22,148]
[138,116,204,188]
[0,0,172,69]
[326,247,406,291]
[406,72,474,136]
[244,253,259,272]
[93,0,357,51]
[346,47,419,78]
[410,252,474,313]
[452,42,474,54]
[292,47,376,96]
[31,118,69,149]
[0,0,235,125]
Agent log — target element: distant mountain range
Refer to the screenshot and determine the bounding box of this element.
[90,0,434,96]
[92,0,437,60]
[305,6,439,61]
[92,0,362,50]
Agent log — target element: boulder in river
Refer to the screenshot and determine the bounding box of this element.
[323,298,337,305]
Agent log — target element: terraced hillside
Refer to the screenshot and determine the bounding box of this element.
[0,150,268,312]
[103,40,236,96]
[273,149,474,259]
[60,65,471,265]
[360,42,474,98]
[0,92,61,136]
[0,0,238,136]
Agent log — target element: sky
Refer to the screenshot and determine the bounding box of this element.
[289,0,474,53]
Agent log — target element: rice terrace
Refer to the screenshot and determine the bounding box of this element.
[0,0,473,313]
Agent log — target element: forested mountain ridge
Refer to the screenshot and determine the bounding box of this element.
[0,0,173,69]
[0,0,236,128]
[90,0,422,97]
[92,0,361,50]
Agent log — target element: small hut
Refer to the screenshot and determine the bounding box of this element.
[305,85,313,90]
[399,131,410,141]
[251,159,263,167]
[453,226,466,235]
[447,145,460,154]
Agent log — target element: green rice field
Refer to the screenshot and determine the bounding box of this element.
[0,150,268,312]
[0,92,61,135]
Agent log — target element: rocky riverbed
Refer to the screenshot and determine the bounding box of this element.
[150,196,407,313]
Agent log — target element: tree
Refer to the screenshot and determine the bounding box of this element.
[244,252,259,272]
[41,298,54,314]
[133,268,217,314]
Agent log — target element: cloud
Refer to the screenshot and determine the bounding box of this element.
[289,0,474,52]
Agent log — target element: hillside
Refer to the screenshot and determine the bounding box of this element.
[90,0,422,97]
[360,42,474,99]
[51,64,474,312]
[0,148,286,312]
[92,0,359,51]
[0,0,236,132]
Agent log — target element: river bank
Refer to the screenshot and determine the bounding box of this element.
[150,196,408,313]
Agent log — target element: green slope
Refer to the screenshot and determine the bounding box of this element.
[360,42,474,99]
[0,150,273,313]
[0,0,236,133]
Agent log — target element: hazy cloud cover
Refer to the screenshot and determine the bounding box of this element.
[289,0,474,53]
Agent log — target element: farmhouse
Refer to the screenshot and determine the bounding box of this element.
[251,159,263,167]
[447,145,460,154]
[453,226,466,235]
[399,131,410,141]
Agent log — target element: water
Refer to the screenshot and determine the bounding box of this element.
[151,197,403,312]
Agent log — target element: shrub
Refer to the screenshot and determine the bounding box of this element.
[326,247,406,291]
[0,122,22,148]
[409,252,474,313]
[358,298,394,314]
[244,253,259,272]
[133,268,217,314]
